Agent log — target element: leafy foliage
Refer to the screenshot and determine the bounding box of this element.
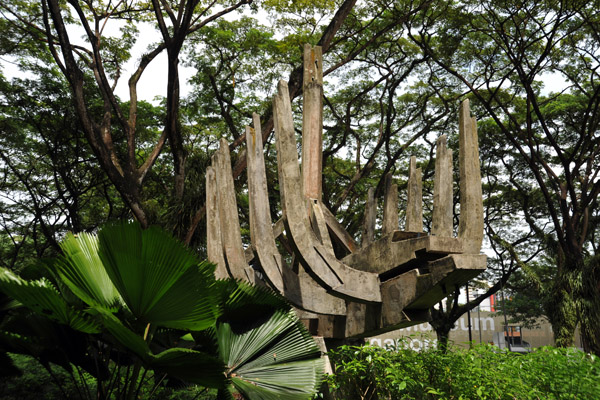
[0,222,324,399]
[325,341,600,400]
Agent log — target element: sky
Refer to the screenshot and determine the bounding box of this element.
[1,12,571,105]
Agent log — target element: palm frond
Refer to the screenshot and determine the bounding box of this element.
[97,222,218,329]
[55,232,121,308]
[93,308,152,363]
[150,347,226,387]
[0,268,100,334]
[221,280,289,313]
[216,279,290,331]
[232,360,324,400]
[142,261,218,330]
[217,309,325,399]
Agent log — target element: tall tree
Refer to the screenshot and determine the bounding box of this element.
[1,0,374,241]
[0,67,129,269]
[405,0,600,353]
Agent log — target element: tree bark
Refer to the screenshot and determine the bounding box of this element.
[44,0,150,227]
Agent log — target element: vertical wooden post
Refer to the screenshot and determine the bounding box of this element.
[432,135,453,237]
[246,113,285,290]
[311,200,335,252]
[382,173,398,235]
[302,44,324,201]
[405,156,423,232]
[273,80,381,303]
[458,99,484,253]
[206,165,228,279]
[362,187,377,246]
[215,139,255,282]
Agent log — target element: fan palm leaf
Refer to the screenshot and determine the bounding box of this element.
[92,308,152,362]
[217,309,325,399]
[1,221,326,399]
[150,347,225,387]
[92,311,228,388]
[217,279,290,322]
[55,232,121,308]
[0,269,101,334]
[97,222,218,330]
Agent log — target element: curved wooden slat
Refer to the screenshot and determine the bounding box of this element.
[206,166,228,279]
[246,113,346,315]
[458,99,484,253]
[272,80,381,303]
[214,140,255,283]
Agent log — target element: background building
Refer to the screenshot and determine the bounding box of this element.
[369,311,582,351]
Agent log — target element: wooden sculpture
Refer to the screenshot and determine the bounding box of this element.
[206,44,486,340]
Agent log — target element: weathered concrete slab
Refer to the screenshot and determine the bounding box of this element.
[319,201,358,255]
[246,114,346,315]
[208,48,488,340]
[307,299,430,339]
[273,218,285,239]
[379,254,485,331]
[343,301,381,338]
[301,44,323,201]
[246,115,285,291]
[310,200,335,252]
[381,270,419,328]
[405,254,487,310]
[283,265,347,315]
[362,187,376,247]
[343,233,463,276]
[382,173,399,235]
[214,140,256,283]
[377,255,486,328]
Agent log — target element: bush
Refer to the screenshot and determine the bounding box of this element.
[0,222,324,399]
[324,339,600,399]
[0,353,219,400]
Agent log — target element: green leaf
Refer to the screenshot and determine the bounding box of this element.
[232,359,325,399]
[218,309,324,399]
[0,268,100,334]
[97,222,218,329]
[151,347,226,387]
[55,232,121,308]
[93,308,151,363]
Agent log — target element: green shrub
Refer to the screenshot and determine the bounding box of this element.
[0,353,219,400]
[0,221,324,399]
[324,339,600,399]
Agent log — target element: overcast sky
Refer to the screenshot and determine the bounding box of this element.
[1,15,569,104]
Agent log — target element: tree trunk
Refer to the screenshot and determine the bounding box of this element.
[547,283,577,348]
[579,256,600,355]
[433,325,452,353]
[548,251,600,356]
[547,253,580,348]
